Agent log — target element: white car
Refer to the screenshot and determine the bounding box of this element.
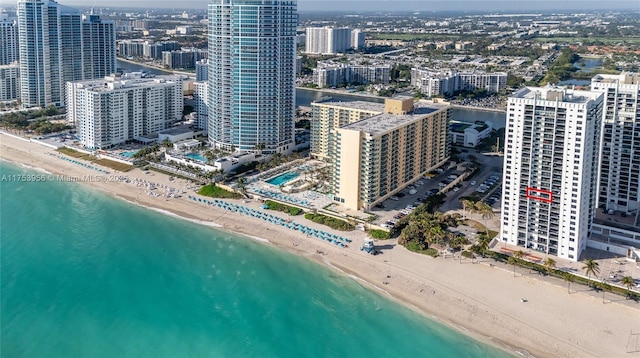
[470,181,476,186]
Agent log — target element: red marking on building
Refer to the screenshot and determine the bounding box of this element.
[526,187,553,203]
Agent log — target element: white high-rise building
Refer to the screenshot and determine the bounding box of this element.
[0,12,19,65]
[207,0,297,154]
[305,27,351,54]
[81,14,116,80]
[0,63,20,101]
[195,59,208,82]
[194,81,208,131]
[17,0,115,108]
[66,73,183,150]
[591,73,640,214]
[350,29,365,50]
[501,87,603,261]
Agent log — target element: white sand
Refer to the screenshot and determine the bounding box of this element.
[2,132,639,358]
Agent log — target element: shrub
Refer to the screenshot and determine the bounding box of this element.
[405,242,422,252]
[370,229,390,240]
[461,251,475,259]
[264,200,303,216]
[198,184,242,199]
[424,248,439,257]
[304,213,354,231]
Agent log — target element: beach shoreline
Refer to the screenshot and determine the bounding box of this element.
[2,132,638,358]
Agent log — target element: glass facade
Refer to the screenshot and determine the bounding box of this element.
[208,0,297,154]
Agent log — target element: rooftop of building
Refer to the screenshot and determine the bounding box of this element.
[71,73,181,92]
[159,126,195,136]
[340,100,449,136]
[311,98,385,112]
[591,72,639,85]
[510,86,601,104]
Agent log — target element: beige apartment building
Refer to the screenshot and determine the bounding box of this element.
[310,98,384,160]
[330,97,450,210]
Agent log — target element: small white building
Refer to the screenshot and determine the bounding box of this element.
[450,120,493,147]
[173,139,201,151]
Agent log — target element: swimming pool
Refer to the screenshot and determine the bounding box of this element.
[185,153,207,162]
[120,151,138,158]
[266,172,300,186]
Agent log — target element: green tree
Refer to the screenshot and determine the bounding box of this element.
[621,276,634,298]
[460,198,474,220]
[514,250,525,260]
[474,201,494,236]
[582,259,600,288]
[543,257,556,276]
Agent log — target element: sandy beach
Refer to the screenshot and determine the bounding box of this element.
[1,132,639,358]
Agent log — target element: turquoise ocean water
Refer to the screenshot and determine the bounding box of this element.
[0,161,511,357]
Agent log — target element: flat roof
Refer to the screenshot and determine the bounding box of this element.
[511,86,601,104]
[340,101,449,136]
[312,98,384,113]
[72,75,181,93]
[159,126,195,136]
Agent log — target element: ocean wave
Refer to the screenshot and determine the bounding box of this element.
[120,197,223,228]
[246,235,271,244]
[0,158,52,174]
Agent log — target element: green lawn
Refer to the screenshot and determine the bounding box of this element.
[91,158,133,172]
[57,147,90,159]
[198,184,242,199]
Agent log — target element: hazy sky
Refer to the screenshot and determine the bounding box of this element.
[1,0,637,11]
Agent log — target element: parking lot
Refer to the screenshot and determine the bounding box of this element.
[371,149,504,229]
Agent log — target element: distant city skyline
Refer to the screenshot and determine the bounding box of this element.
[2,0,637,12]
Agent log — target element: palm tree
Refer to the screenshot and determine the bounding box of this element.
[582,259,600,288]
[474,201,494,236]
[621,276,634,298]
[514,250,524,260]
[236,177,247,194]
[564,274,575,294]
[543,257,556,276]
[508,256,518,277]
[476,236,490,258]
[254,143,265,155]
[460,199,473,220]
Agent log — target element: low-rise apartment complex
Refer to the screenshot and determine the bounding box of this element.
[411,68,507,97]
[313,62,391,88]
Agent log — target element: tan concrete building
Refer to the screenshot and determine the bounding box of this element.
[310,98,384,160]
[330,97,450,210]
